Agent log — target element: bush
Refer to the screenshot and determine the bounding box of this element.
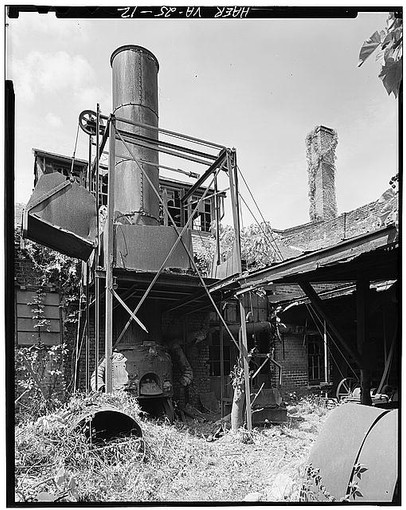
[15,343,68,423]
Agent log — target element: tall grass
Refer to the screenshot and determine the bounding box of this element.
[15,391,332,503]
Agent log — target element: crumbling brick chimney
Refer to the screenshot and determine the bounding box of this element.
[306,125,338,222]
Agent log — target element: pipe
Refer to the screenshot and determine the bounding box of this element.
[111,45,160,225]
[72,406,142,444]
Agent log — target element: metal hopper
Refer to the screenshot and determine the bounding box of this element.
[23,172,97,261]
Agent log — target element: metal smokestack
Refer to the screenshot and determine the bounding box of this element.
[110,45,160,225]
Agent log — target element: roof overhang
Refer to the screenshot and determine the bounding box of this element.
[238,225,398,291]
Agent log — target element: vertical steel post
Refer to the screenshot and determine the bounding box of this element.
[214,174,221,266]
[105,115,116,393]
[227,150,242,265]
[94,104,101,390]
[84,134,92,392]
[227,149,252,431]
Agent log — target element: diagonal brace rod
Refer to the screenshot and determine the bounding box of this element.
[115,131,217,344]
[115,131,240,351]
[299,281,362,366]
[111,288,149,333]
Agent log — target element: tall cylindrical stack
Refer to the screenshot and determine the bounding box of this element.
[110,45,160,225]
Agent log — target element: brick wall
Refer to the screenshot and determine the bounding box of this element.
[78,307,211,408]
[163,310,211,408]
[274,333,308,396]
[278,196,385,253]
[15,255,43,288]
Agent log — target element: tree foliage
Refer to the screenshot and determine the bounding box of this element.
[195,222,282,277]
[358,12,402,98]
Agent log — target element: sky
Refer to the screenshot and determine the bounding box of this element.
[6,8,398,229]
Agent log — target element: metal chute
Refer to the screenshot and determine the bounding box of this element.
[23,172,97,261]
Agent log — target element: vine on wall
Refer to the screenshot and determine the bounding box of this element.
[15,227,82,422]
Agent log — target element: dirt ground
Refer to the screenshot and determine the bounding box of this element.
[144,401,332,502]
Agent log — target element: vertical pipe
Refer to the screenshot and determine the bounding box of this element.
[110,45,159,225]
[105,116,116,393]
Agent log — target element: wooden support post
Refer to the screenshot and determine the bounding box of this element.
[299,281,362,367]
[104,116,116,393]
[239,299,252,431]
[323,320,328,384]
[357,278,371,405]
[227,148,252,431]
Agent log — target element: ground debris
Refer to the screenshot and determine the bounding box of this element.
[243,491,262,502]
[266,472,295,501]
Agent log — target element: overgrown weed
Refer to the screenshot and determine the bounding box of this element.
[15,391,333,503]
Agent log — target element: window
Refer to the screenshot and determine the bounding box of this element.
[166,189,182,226]
[209,331,231,376]
[185,194,213,232]
[308,335,325,383]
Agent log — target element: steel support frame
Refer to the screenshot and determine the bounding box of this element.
[114,130,241,351]
[114,153,217,345]
[89,111,245,397]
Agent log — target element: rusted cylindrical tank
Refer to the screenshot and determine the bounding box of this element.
[73,406,143,444]
[111,45,160,225]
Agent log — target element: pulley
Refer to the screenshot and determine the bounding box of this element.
[79,110,105,136]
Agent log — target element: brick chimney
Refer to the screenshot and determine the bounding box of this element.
[306,125,338,222]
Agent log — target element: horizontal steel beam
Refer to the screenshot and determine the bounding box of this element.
[100,112,226,150]
[92,144,200,179]
[117,128,218,161]
[119,133,213,166]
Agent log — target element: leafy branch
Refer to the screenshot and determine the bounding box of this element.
[358,12,402,98]
[300,462,368,502]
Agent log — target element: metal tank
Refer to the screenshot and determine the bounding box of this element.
[110,45,160,225]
